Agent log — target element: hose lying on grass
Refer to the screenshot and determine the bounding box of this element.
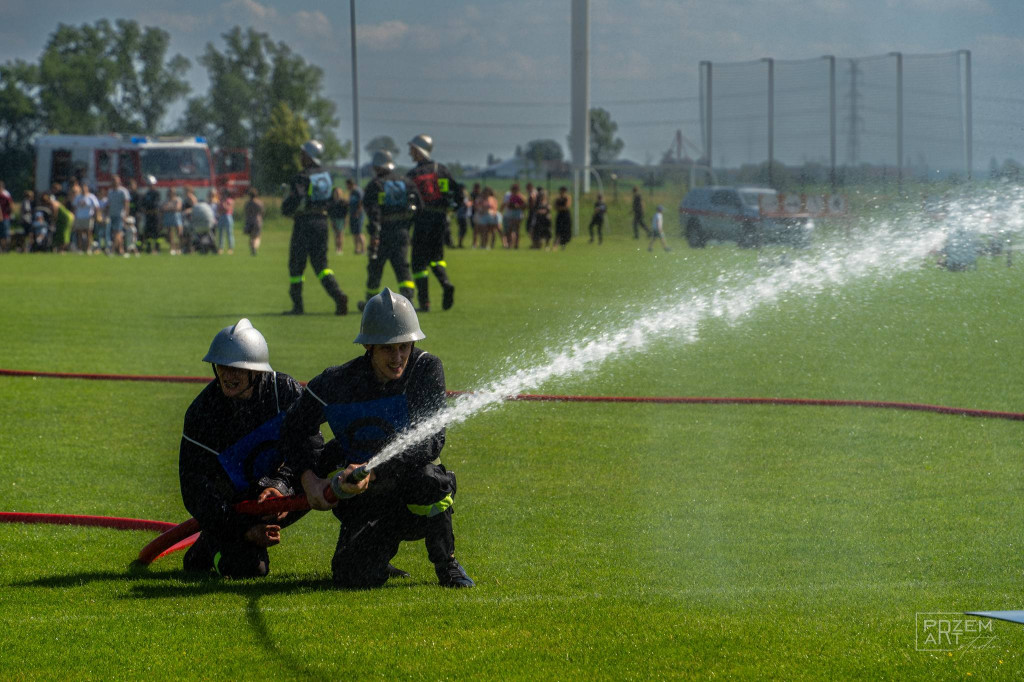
[4,366,1023,565]
[0,493,311,566]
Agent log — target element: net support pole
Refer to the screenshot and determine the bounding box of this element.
[963,49,973,181]
[701,61,712,172]
[825,55,836,190]
[891,51,903,193]
[763,58,774,187]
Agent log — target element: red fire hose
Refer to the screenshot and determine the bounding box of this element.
[4,366,1024,566]
[0,494,316,567]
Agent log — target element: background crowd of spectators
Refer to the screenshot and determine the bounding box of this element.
[0,175,640,258]
[458,181,580,251]
[0,176,262,258]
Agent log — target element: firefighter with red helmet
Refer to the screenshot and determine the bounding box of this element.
[406,134,461,312]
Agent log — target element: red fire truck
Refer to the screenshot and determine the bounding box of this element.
[34,134,250,198]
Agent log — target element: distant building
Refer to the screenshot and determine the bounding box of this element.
[475,158,570,180]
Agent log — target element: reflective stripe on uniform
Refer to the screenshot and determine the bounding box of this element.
[213,551,223,576]
[399,280,415,290]
[430,260,447,268]
[317,268,334,280]
[407,493,453,518]
[289,275,305,284]
[304,384,328,407]
[182,433,219,456]
[412,269,430,279]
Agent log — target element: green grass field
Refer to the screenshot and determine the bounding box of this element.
[2,198,1024,680]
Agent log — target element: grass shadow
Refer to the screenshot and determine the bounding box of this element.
[8,564,203,589]
[165,311,341,319]
[125,573,422,600]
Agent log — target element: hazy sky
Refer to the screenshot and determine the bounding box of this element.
[2,0,1022,167]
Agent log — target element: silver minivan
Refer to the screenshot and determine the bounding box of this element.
[679,186,814,248]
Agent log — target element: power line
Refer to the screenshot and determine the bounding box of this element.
[616,118,701,128]
[361,95,568,108]
[367,117,567,130]
[595,96,700,105]
[348,94,700,108]
[364,115,699,130]
[976,94,1024,105]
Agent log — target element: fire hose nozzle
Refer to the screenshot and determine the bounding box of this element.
[324,466,371,503]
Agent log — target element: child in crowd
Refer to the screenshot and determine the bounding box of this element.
[648,205,671,253]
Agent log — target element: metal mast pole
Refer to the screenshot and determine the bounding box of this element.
[570,0,591,235]
[764,58,774,187]
[891,51,903,192]
[825,55,836,189]
[963,49,972,181]
[350,0,361,183]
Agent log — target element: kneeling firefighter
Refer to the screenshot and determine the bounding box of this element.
[179,319,323,578]
[281,288,475,588]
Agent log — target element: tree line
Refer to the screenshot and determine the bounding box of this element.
[0,20,348,194]
[1,19,632,195]
[361,105,625,177]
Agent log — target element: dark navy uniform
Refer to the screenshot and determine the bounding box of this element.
[280,347,458,588]
[588,198,607,243]
[361,171,421,304]
[179,371,323,577]
[281,166,349,314]
[407,161,461,311]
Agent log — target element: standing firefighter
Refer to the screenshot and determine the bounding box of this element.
[179,319,322,578]
[281,288,474,589]
[406,134,460,312]
[358,150,421,310]
[281,140,350,315]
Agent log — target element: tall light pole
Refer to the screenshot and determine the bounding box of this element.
[350,0,361,183]
[570,0,591,236]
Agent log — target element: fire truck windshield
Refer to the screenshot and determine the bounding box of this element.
[139,147,211,181]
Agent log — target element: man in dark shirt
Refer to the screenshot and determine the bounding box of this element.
[631,186,650,239]
[140,176,162,253]
[179,319,322,578]
[281,139,349,315]
[281,288,474,589]
[588,193,608,244]
[406,134,460,312]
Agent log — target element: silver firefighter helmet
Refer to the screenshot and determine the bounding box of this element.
[354,288,425,345]
[301,139,324,166]
[371,150,395,174]
[203,318,273,372]
[408,134,433,160]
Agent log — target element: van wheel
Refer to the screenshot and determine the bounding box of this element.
[739,220,762,249]
[686,218,706,248]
